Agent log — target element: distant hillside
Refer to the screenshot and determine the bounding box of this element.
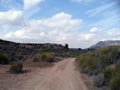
[90,40,120,49]
[0,39,65,61]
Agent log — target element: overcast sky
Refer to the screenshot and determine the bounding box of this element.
[0,0,120,48]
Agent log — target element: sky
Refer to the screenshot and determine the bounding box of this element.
[0,0,120,48]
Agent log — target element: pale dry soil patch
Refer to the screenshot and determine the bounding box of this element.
[0,58,88,90]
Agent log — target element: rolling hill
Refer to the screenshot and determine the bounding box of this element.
[90,40,120,49]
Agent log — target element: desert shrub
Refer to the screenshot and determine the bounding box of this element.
[103,67,114,84]
[10,57,16,62]
[76,46,120,89]
[0,53,9,64]
[93,73,105,87]
[96,46,120,67]
[76,46,120,90]
[17,55,24,60]
[97,46,119,56]
[33,54,41,62]
[81,46,120,71]
[10,62,23,74]
[40,53,54,62]
[33,53,54,62]
[102,62,120,89]
[76,52,100,74]
[115,61,120,72]
[109,61,120,90]
[110,74,120,90]
[100,54,112,65]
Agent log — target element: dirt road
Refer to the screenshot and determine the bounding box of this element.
[22,58,88,90]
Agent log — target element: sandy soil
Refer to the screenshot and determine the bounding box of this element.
[0,58,88,90]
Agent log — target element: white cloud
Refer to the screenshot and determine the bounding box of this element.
[3,25,120,48]
[0,9,23,25]
[23,0,43,10]
[89,27,98,33]
[4,32,14,38]
[1,10,120,48]
[79,33,95,41]
[25,12,81,31]
[107,28,120,37]
[86,2,116,16]
[4,29,30,39]
[3,12,82,44]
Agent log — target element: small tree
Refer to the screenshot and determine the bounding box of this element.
[65,44,69,50]
[78,48,82,51]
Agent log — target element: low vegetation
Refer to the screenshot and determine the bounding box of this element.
[33,52,54,62]
[9,62,23,74]
[0,53,9,64]
[76,46,120,90]
[76,52,100,75]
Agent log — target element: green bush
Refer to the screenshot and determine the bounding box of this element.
[10,62,23,74]
[0,53,9,64]
[76,52,100,74]
[33,54,41,62]
[41,53,54,62]
[76,46,120,89]
[93,73,104,87]
[115,61,120,72]
[110,74,120,90]
[33,53,54,62]
[103,67,114,84]
[109,62,120,90]
[76,47,120,74]
[96,46,119,67]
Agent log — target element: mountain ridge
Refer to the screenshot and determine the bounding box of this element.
[90,40,120,49]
